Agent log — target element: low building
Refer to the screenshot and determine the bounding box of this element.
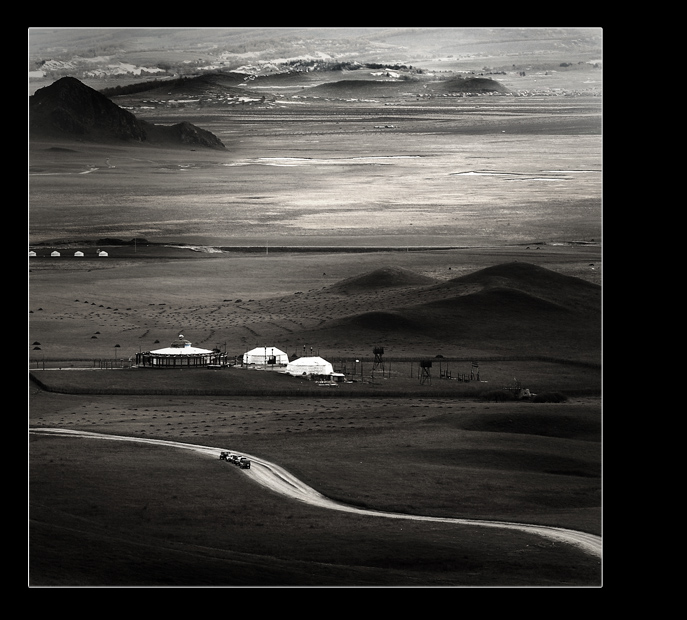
[134,335,226,368]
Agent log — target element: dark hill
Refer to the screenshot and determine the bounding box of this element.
[30,77,145,141]
[440,76,511,94]
[30,77,225,148]
[142,120,225,148]
[327,267,438,294]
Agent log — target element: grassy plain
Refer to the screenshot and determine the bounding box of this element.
[29,66,601,587]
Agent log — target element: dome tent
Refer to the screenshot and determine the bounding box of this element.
[243,346,289,366]
[285,356,334,377]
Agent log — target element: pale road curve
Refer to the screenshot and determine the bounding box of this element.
[30,428,602,559]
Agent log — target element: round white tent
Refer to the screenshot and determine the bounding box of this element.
[285,356,334,377]
[243,346,289,366]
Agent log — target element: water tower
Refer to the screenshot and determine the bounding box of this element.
[372,346,385,371]
[419,360,432,385]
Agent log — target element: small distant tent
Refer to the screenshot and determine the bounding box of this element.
[74,251,84,257]
[29,251,36,257]
[50,251,60,257]
[98,250,109,257]
[285,356,334,377]
[243,346,289,366]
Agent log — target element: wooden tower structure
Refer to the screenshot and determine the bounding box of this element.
[419,359,432,385]
[373,346,385,371]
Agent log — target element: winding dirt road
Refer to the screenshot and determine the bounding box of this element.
[30,427,602,559]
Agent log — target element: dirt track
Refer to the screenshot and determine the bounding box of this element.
[29,427,602,559]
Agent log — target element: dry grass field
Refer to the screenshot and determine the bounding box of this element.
[29,61,602,587]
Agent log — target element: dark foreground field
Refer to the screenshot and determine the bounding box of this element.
[29,387,601,587]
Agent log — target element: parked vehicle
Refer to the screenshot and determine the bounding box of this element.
[219,452,251,469]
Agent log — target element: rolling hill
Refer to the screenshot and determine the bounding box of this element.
[427,262,601,312]
[295,262,601,361]
[439,76,512,94]
[303,78,420,98]
[119,72,260,98]
[326,266,439,294]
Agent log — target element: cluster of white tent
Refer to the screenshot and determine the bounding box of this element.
[242,346,340,379]
[136,342,338,378]
[29,250,109,257]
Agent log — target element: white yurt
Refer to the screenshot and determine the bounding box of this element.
[98,250,109,257]
[74,251,84,257]
[285,356,334,377]
[243,346,289,366]
[51,251,60,257]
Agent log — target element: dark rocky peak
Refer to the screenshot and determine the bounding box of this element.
[30,76,224,149]
[30,76,146,141]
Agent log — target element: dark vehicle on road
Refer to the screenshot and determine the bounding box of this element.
[220,452,251,468]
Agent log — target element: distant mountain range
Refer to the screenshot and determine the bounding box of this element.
[29,28,603,77]
[29,76,225,148]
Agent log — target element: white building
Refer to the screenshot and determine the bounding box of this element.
[243,346,289,366]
